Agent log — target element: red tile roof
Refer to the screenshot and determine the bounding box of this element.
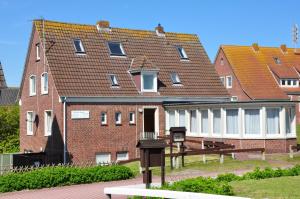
[33,20,228,98]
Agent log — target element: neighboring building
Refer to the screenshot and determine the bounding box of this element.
[214,44,300,123]
[0,62,19,106]
[19,20,229,164]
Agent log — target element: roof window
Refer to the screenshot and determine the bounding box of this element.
[109,74,119,86]
[73,39,85,54]
[170,72,181,84]
[274,57,281,64]
[176,46,188,59]
[108,42,126,56]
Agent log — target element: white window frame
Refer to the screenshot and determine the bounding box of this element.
[170,72,181,85]
[101,112,107,125]
[226,76,232,88]
[189,109,198,134]
[200,109,209,135]
[280,79,299,87]
[44,110,52,136]
[108,74,119,87]
[141,71,157,92]
[41,72,48,94]
[225,109,239,136]
[231,96,238,101]
[176,46,188,59]
[212,109,221,136]
[243,108,262,138]
[96,153,111,165]
[115,112,122,125]
[36,43,40,61]
[29,75,36,96]
[26,111,34,135]
[73,39,85,54]
[108,42,126,56]
[220,76,225,86]
[116,151,129,161]
[129,112,135,124]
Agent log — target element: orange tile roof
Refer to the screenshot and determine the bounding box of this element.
[220,45,300,100]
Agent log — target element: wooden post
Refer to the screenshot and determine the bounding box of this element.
[175,156,179,169]
[145,149,150,189]
[261,150,266,161]
[139,161,142,174]
[161,148,165,186]
[201,140,206,164]
[170,138,173,170]
[181,142,184,167]
[289,145,294,159]
[220,154,224,164]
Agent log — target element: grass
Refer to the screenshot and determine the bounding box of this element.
[297,124,300,144]
[231,175,300,199]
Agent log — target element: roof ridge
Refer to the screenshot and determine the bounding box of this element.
[221,44,300,50]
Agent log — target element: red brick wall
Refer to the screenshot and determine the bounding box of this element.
[289,95,300,124]
[66,103,165,163]
[20,28,64,162]
[214,49,251,101]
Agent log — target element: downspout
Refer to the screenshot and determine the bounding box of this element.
[63,97,67,164]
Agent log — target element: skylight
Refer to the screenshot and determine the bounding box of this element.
[108,42,126,56]
[170,72,181,84]
[176,46,188,59]
[274,57,281,64]
[109,74,119,86]
[73,39,85,53]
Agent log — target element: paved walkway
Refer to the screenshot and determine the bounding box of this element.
[0,169,252,199]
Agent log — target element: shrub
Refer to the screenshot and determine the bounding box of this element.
[216,173,242,182]
[161,177,234,196]
[0,165,134,193]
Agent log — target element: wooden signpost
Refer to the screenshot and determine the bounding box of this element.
[169,127,186,170]
[136,139,167,188]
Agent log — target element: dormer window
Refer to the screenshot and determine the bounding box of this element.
[176,46,188,59]
[274,57,281,64]
[73,39,85,54]
[108,42,126,56]
[109,74,119,86]
[280,79,299,87]
[170,72,181,84]
[141,72,157,92]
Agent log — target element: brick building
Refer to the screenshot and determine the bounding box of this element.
[214,44,300,123]
[19,20,230,164]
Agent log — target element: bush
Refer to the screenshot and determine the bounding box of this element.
[216,173,242,182]
[161,177,234,196]
[0,165,134,193]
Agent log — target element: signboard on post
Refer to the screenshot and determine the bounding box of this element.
[170,127,186,143]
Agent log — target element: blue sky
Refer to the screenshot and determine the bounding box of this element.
[0,0,300,86]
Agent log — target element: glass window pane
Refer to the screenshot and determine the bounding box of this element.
[190,110,197,133]
[213,110,221,134]
[108,42,125,55]
[266,108,280,134]
[179,110,185,127]
[226,109,238,134]
[201,110,208,133]
[169,110,175,128]
[143,74,154,90]
[245,109,260,134]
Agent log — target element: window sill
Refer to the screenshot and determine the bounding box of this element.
[129,123,136,126]
[101,123,108,126]
[75,52,86,55]
[44,134,52,137]
[110,55,127,58]
[115,123,122,126]
[36,59,40,62]
[41,92,48,96]
[26,133,33,136]
[29,94,36,97]
[180,58,190,61]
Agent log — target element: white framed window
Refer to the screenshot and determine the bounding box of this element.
[116,152,129,161]
[266,108,280,135]
[280,79,299,87]
[168,110,175,128]
[141,72,157,92]
[96,153,111,165]
[115,112,121,125]
[226,109,238,134]
[189,110,198,133]
[71,110,90,119]
[29,75,36,96]
[129,112,135,124]
[36,43,40,61]
[178,110,185,127]
[176,46,188,59]
[286,107,295,134]
[41,72,48,94]
[220,57,224,66]
[226,76,232,88]
[108,74,119,87]
[101,112,107,125]
[244,109,260,135]
[231,96,238,101]
[170,72,181,84]
[213,109,221,134]
[26,111,34,135]
[44,110,52,136]
[108,42,126,56]
[201,110,209,134]
[220,76,225,86]
[73,39,85,53]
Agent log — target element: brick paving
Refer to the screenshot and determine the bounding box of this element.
[0,169,253,199]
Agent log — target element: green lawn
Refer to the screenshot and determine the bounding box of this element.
[231,175,300,199]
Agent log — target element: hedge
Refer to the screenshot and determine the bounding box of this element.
[0,165,134,193]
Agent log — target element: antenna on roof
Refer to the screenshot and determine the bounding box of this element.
[292,24,298,53]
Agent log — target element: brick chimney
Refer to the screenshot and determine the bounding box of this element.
[252,43,259,52]
[96,20,110,32]
[155,23,165,37]
[280,44,287,54]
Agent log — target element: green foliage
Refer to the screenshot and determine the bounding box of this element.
[0,165,134,193]
[161,177,234,196]
[216,173,242,182]
[0,105,19,153]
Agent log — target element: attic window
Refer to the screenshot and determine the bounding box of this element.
[274,57,281,64]
[176,46,188,59]
[109,74,119,86]
[170,72,181,84]
[108,42,126,56]
[73,39,85,54]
